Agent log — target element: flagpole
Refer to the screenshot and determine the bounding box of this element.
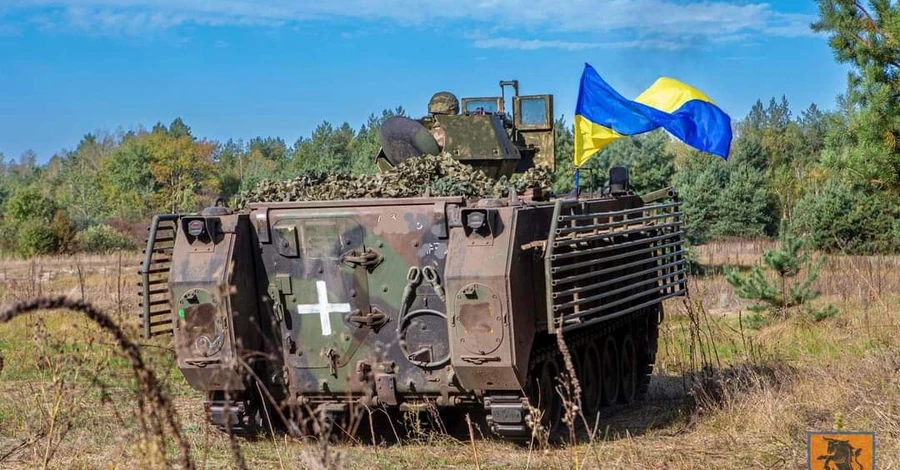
[574,167,580,200]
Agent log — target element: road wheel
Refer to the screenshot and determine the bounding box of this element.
[578,342,602,418]
[528,355,563,437]
[619,333,638,404]
[600,336,620,406]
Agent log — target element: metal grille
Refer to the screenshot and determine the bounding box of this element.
[544,196,686,333]
[138,214,178,338]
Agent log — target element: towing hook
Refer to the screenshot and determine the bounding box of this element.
[407,266,423,285]
[422,266,437,283]
[422,266,446,302]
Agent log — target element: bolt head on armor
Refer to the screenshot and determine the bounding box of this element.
[428,92,459,115]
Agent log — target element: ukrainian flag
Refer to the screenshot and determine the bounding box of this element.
[574,63,732,167]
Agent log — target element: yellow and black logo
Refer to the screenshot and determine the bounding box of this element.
[808,432,875,470]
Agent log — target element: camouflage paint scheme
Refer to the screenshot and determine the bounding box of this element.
[164,194,552,405]
[144,81,686,439]
[245,192,557,407]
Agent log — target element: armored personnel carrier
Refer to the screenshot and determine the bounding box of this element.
[138,81,687,441]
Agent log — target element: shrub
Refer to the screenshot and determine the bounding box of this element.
[792,179,900,254]
[16,219,63,257]
[809,304,840,323]
[5,186,59,224]
[75,224,138,254]
[0,221,18,254]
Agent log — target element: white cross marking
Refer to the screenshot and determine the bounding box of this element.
[296,281,352,336]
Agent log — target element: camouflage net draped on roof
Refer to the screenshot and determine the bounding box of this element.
[238,154,551,206]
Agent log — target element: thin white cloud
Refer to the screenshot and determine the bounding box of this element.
[761,12,818,38]
[474,37,689,51]
[0,0,817,49]
[474,38,601,52]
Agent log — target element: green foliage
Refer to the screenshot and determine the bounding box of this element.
[0,187,70,257]
[803,2,900,254]
[57,133,114,223]
[810,304,840,322]
[4,186,58,224]
[682,246,703,275]
[550,122,674,196]
[579,130,675,194]
[673,153,725,244]
[350,109,406,175]
[671,94,829,244]
[290,109,406,176]
[729,132,768,170]
[146,122,219,213]
[712,163,778,238]
[100,132,156,221]
[0,184,9,216]
[797,103,829,165]
[15,218,62,257]
[98,118,220,217]
[0,222,17,254]
[75,224,137,254]
[214,109,405,206]
[813,0,900,189]
[741,312,768,330]
[724,224,824,317]
[0,108,427,257]
[167,117,192,139]
[550,116,575,194]
[791,178,900,254]
[214,139,247,203]
[736,96,830,220]
[674,153,777,243]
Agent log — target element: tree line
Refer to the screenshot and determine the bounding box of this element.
[0,0,896,257]
[0,109,403,256]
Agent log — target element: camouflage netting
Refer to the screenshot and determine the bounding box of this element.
[237,153,550,206]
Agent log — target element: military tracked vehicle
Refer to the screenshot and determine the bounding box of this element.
[138,80,687,441]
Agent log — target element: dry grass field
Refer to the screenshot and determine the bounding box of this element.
[0,240,897,469]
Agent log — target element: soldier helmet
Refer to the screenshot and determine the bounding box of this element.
[428,92,459,115]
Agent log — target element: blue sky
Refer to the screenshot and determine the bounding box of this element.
[0,0,847,163]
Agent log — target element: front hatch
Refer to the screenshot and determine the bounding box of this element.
[274,216,371,370]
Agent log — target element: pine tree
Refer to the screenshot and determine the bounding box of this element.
[813,0,900,189]
[724,223,824,318]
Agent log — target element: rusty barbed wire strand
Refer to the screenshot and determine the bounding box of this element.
[0,296,195,470]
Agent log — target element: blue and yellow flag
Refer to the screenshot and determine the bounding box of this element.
[574,63,732,167]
